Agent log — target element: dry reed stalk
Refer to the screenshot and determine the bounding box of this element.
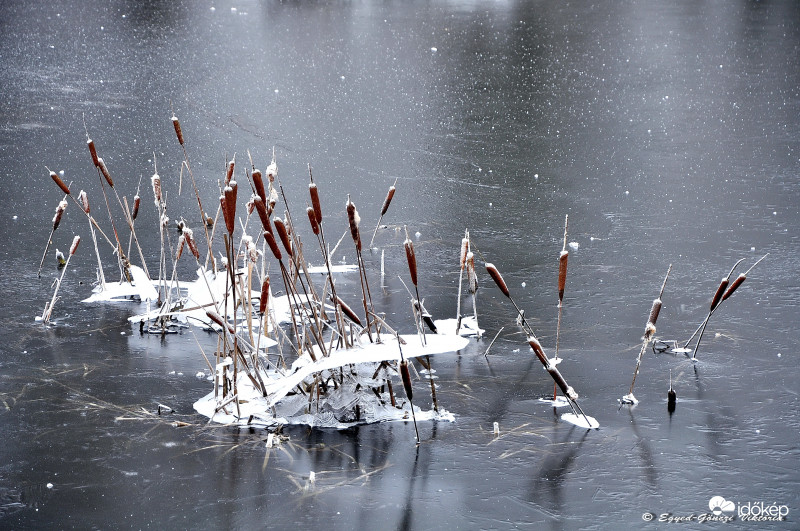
[369,178,397,247]
[42,235,80,325]
[627,264,672,397]
[79,190,106,289]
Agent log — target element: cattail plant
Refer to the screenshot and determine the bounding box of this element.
[455,231,470,334]
[38,198,68,277]
[348,197,376,342]
[686,253,768,360]
[526,334,594,427]
[402,226,439,411]
[369,178,397,247]
[41,236,80,325]
[170,111,214,270]
[49,168,71,196]
[625,264,672,402]
[485,262,536,336]
[397,335,420,442]
[553,214,569,401]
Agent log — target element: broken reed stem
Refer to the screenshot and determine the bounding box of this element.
[628,264,672,396]
[369,178,397,248]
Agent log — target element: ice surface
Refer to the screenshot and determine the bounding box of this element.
[538,395,571,408]
[433,316,484,337]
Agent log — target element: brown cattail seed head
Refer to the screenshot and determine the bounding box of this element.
[485,263,510,298]
[172,115,184,146]
[87,138,100,167]
[309,183,322,224]
[132,195,140,220]
[722,274,746,301]
[206,309,235,334]
[404,237,418,287]
[336,296,363,327]
[264,230,282,261]
[647,298,662,328]
[222,182,237,236]
[78,190,90,214]
[710,278,728,312]
[527,336,549,366]
[53,200,67,230]
[50,170,71,195]
[259,276,270,315]
[69,235,81,256]
[380,185,396,217]
[346,199,362,252]
[273,217,293,258]
[97,158,114,187]
[253,196,272,234]
[252,169,267,205]
[183,227,199,259]
[307,206,320,235]
[558,250,569,302]
[400,359,413,400]
[151,173,162,204]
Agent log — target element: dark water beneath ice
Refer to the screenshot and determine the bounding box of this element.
[1,0,799,528]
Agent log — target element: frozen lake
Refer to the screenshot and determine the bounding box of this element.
[1,0,798,528]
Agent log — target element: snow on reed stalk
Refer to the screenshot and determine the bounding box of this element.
[369,178,397,247]
[689,253,768,360]
[41,236,80,324]
[626,264,672,400]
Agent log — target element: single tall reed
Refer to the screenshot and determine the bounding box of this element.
[627,264,672,398]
